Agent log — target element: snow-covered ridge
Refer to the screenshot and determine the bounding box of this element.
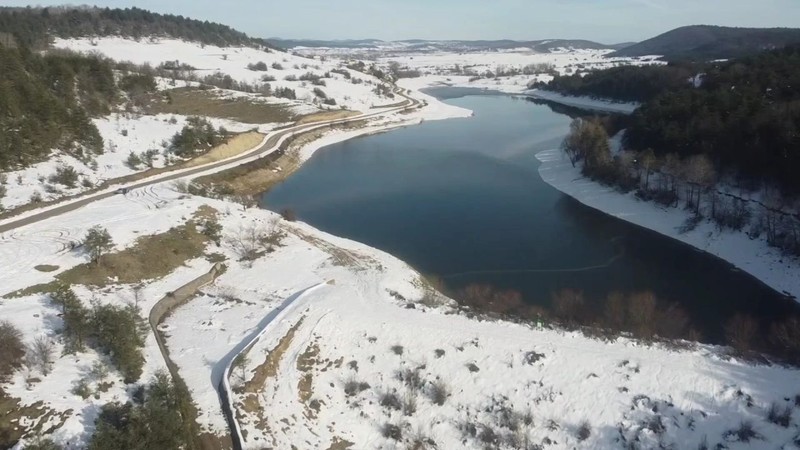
[536,148,800,300]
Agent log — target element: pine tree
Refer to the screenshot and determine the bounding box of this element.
[83,226,114,265]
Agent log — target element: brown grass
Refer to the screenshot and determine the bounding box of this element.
[142,87,294,124]
[183,132,265,168]
[237,318,305,439]
[7,218,210,297]
[297,341,320,419]
[58,222,208,287]
[0,389,70,448]
[326,437,355,450]
[296,109,359,125]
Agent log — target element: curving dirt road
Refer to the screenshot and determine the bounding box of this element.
[0,90,420,234]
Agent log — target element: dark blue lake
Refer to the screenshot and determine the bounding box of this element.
[262,89,798,341]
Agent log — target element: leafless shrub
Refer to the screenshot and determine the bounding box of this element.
[382,422,403,441]
[343,377,370,397]
[723,421,761,443]
[380,391,402,411]
[426,379,449,406]
[27,336,56,376]
[402,390,417,416]
[767,402,792,427]
[226,219,282,263]
[725,314,760,353]
[395,367,425,393]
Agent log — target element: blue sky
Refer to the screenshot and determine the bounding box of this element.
[4,0,800,43]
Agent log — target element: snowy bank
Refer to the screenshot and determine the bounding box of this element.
[536,148,800,300]
[524,89,640,114]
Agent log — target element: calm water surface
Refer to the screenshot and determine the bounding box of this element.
[262,89,799,341]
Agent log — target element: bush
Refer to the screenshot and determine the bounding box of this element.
[724,421,761,442]
[312,87,327,99]
[0,321,25,382]
[274,87,297,100]
[284,74,298,81]
[27,336,55,376]
[126,152,142,169]
[271,62,284,70]
[767,402,793,427]
[576,420,592,441]
[280,208,297,221]
[247,61,268,71]
[49,165,79,188]
[260,74,276,82]
[725,314,760,354]
[343,377,370,397]
[390,344,404,355]
[380,391,402,411]
[381,422,403,441]
[426,379,449,406]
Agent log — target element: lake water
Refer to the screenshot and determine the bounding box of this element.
[262,89,799,341]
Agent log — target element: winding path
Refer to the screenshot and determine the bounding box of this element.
[0,90,420,234]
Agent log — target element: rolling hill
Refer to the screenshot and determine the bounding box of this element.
[611,25,800,60]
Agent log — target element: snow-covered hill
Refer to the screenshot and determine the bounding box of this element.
[54,37,397,113]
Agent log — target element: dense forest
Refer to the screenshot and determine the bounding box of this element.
[0,6,277,50]
[538,63,699,103]
[543,46,800,193]
[0,45,117,169]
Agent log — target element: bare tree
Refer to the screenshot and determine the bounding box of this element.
[232,352,250,385]
[226,219,281,264]
[725,314,759,354]
[27,336,56,376]
[552,289,585,324]
[628,291,657,338]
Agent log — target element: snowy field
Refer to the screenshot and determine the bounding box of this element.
[2,73,800,449]
[536,148,800,301]
[337,47,659,95]
[54,37,398,113]
[0,113,256,211]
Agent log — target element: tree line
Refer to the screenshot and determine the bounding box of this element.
[542,45,800,195]
[454,283,800,366]
[563,118,800,256]
[0,6,277,50]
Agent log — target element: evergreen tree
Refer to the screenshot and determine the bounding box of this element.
[84,226,114,265]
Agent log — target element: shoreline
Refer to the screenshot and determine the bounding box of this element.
[535,147,800,301]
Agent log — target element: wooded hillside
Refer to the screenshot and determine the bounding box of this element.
[0,6,276,50]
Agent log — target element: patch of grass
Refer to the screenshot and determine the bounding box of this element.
[0,389,68,448]
[56,221,209,286]
[141,87,294,123]
[33,265,59,273]
[296,109,358,124]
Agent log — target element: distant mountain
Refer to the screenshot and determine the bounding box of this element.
[268,38,626,53]
[611,25,800,60]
